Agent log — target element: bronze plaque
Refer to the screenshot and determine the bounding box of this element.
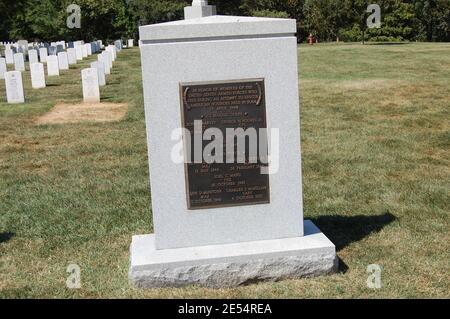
[180,79,270,209]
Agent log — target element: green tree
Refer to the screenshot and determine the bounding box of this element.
[303,0,345,42]
[1,0,449,43]
[0,0,23,41]
[127,0,188,31]
[414,0,450,41]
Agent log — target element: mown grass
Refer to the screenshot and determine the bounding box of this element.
[0,43,449,298]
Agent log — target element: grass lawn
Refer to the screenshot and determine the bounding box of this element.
[0,43,449,298]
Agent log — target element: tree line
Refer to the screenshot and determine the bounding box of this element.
[1,0,449,43]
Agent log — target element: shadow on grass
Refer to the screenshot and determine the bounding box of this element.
[311,212,396,252]
[0,232,14,244]
[335,256,349,274]
[100,96,115,101]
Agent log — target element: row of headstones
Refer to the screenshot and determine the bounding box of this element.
[1,40,105,72]
[1,39,134,104]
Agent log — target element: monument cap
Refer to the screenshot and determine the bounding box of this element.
[139,15,297,43]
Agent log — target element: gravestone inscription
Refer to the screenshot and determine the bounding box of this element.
[180,79,270,209]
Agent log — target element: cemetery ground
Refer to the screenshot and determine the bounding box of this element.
[0,43,449,298]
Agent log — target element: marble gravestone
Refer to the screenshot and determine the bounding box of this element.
[4,71,25,104]
[67,48,77,65]
[90,61,106,87]
[99,53,111,75]
[57,52,69,70]
[13,53,25,72]
[75,45,83,61]
[0,58,6,80]
[85,43,92,56]
[39,47,48,63]
[128,39,134,48]
[105,51,113,69]
[5,48,14,65]
[28,49,39,64]
[129,1,337,288]
[48,46,57,56]
[114,40,122,51]
[46,55,60,76]
[30,62,46,89]
[17,40,28,53]
[81,68,100,103]
[106,45,116,61]
[81,44,88,58]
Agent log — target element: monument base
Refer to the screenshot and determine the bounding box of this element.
[129,220,338,288]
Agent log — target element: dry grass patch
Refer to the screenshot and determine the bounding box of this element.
[35,102,128,125]
[337,79,404,91]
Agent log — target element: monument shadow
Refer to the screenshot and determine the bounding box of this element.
[0,232,15,244]
[311,212,396,252]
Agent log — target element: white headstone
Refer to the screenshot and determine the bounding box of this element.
[28,49,39,64]
[30,62,46,89]
[98,53,111,75]
[81,68,100,103]
[5,48,14,65]
[48,46,57,56]
[106,45,116,61]
[17,40,28,53]
[39,47,48,63]
[75,45,83,60]
[67,48,77,65]
[4,71,25,103]
[90,61,106,86]
[85,43,92,56]
[0,58,7,80]
[107,51,114,69]
[81,44,88,58]
[57,51,69,70]
[128,39,134,48]
[114,40,123,51]
[46,55,60,76]
[13,53,25,72]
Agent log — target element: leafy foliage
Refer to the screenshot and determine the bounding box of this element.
[0,0,449,42]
